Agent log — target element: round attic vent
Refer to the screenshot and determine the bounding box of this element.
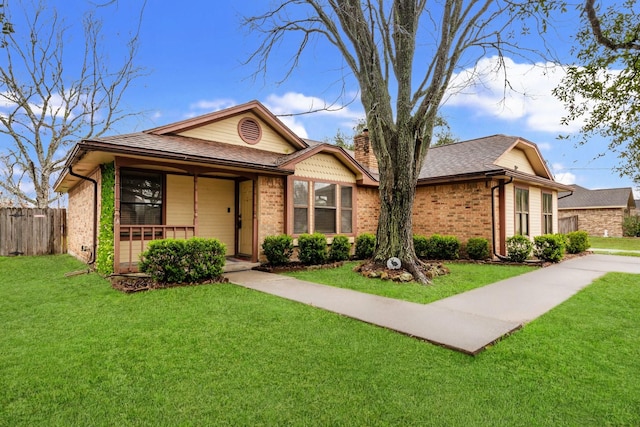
[238,117,262,145]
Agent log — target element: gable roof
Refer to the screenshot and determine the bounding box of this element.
[415,134,569,190]
[558,185,635,209]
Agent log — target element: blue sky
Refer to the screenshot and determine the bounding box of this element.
[2,0,636,199]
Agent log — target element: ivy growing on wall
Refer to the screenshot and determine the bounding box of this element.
[96,162,115,275]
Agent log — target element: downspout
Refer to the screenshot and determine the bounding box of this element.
[68,166,98,265]
[490,176,513,261]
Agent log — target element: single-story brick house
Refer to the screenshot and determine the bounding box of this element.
[54,100,571,273]
[558,185,636,237]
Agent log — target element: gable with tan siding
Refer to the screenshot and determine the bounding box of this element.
[177,113,298,154]
[495,148,536,174]
[295,153,357,183]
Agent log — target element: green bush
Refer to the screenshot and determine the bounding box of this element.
[506,235,533,262]
[262,234,294,266]
[96,162,115,275]
[566,230,590,254]
[298,233,328,265]
[623,215,640,237]
[426,234,460,260]
[413,234,429,258]
[329,235,351,262]
[139,237,226,283]
[355,233,376,260]
[466,237,490,260]
[534,234,566,263]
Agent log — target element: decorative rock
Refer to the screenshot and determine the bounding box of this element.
[380,271,389,280]
[399,272,414,282]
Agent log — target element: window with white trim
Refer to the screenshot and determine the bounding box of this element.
[542,192,553,234]
[515,187,529,236]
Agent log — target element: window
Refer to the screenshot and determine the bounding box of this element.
[293,181,309,234]
[515,187,529,236]
[543,192,553,234]
[120,170,163,225]
[292,179,353,234]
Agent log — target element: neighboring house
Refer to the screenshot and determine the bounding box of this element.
[558,185,636,237]
[55,101,571,273]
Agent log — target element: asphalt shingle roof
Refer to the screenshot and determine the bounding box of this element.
[558,184,634,209]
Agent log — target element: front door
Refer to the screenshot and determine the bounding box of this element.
[238,180,254,256]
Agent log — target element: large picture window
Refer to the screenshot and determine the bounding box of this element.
[120,170,163,225]
[542,192,553,234]
[515,187,529,236]
[292,179,354,235]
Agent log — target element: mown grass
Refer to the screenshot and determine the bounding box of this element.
[1,255,639,426]
[283,261,536,304]
[590,236,640,251]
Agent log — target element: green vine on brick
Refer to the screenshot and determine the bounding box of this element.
[96,162,115,275]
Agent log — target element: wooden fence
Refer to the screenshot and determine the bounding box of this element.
[559,215,579,234]
[0,208,67,256]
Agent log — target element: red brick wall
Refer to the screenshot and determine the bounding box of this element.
[413,180,495,249]
[356,186,380,235]
[559,208,627,237]
[257,176,285,259]
[67,167,102,263]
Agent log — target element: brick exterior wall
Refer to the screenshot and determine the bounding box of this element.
[353,131,378,173]
[356,186,380,235]
[413,180,495,251]
[257,175,285,260]
[559,208,627,237]
[67,167,102,263]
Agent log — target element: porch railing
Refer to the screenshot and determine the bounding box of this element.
[117,225,196,272]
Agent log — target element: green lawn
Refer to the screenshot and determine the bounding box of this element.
[2,255,639,426]
[590,236,640,251]
[284,262,536,304]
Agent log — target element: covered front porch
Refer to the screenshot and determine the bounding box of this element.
[114,157,260,274]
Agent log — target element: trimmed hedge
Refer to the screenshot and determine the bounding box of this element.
[262,234,294,266]
[329,235,351,262]
[506,235,533,262]
[427,234,460,260]
[355,233,376,260]
[534,234,566,263]
[298,233,328,265]
[466,237,490,260]
[139,237,226,283]
[566,230,590,254]
[623,215,640,237]
[413,235,429,258]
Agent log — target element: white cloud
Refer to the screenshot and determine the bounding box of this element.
[445,56,584,134]
[265,92,363,120]
[536,142,552,151]
[550,163,577,185]
[189,98,236,112]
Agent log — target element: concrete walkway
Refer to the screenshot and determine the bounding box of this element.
[224,254,640,355]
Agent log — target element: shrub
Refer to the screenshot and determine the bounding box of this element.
[566,230,590,254]
[506,235,533,262]
[355,233,376,259]
[329,235,351,262]
[623,215,640,237]
[534,234,566,263]
[413,234,429,258]
[139,237,226,283]
[262,234,294,266]
[427,234,460,260]
[466,237,490,260]
[298,233,328,265]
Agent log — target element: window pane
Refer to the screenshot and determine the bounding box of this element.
[315,183,336,207]
[294,181,308,206]
[294,207,308,234]
[341,186,352,208]
[315,208,336,234]
[543,193,552,213]
[341,210,353,233]
[121,170,162,225]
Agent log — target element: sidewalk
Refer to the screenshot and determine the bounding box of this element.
[224,254,640,355]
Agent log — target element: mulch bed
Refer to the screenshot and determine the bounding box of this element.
[110,275,229,293]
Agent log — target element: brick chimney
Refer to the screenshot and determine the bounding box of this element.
[353,129,378,173]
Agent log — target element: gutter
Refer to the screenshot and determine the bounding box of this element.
[490,175,513,261]
[68,166,98,265]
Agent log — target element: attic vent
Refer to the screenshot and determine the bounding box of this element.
[238,117,262,145]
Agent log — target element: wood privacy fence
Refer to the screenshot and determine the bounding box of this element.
[559,215,579,234]
[0,208,67,256]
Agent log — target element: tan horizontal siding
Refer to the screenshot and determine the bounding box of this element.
[166,174,194,225]
[198,177,235,255]
[496,148,535,174]
[295,153,356,183]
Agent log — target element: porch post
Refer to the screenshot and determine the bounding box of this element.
[252,177,259,262]
[193,175,199,237]
[113,160,121,274]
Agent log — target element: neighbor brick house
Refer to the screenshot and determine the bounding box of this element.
[558,185,636,237]
[55,101,571,273]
